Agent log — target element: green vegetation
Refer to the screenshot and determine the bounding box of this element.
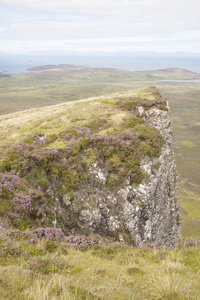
[0,65,200,299]
[0,87,164,233]
[0,66,200,237]
[0,227,200,300]
[157,81,200,237]
[182,141,195,148]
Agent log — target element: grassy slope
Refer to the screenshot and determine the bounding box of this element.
[2,66,198,115]
[156,82,200,237]
[1,228,200,300]
[0,67,200,299]
[0,65,200,236]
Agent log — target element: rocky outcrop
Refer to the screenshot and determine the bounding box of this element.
[122,102,181,245]
[55,92,181,246]
[0,87,181,246]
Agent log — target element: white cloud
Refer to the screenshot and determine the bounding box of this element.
[0,0,200,54]
[0,0,199,14]
[1,34,200,54]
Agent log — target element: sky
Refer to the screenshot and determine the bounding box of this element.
[0,0,200,55]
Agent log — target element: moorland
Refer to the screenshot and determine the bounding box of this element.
[0,64,200,299]
[0,64,199,237]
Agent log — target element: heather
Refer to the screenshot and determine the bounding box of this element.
[0,226,200,299]
[0,86,199,299]
[0,66,200,239]
[0,87,164,235]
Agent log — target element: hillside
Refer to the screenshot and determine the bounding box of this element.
[0,86,180,244]
[141,68,200,80]
[0,87,200,299]
[1,66,200,116]
[0,65,200,239]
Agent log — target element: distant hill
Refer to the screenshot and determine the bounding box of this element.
[27,64,81,71]
[158,68,195,73]
[0,72,10,78]
[27,64,58,71]
[139,68,200,80]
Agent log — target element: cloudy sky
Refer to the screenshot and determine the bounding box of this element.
[0,0,200,55]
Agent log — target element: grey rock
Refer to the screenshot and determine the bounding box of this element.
[57,102,181,246]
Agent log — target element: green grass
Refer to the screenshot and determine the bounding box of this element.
[0,227,200,299]
[182,141,195,148]
[179,181,200,238]
[47,140,66,149]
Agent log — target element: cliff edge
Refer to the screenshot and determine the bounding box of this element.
[0,87,181,246]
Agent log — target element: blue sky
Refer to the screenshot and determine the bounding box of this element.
[0,0,200,55]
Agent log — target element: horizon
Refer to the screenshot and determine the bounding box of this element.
[1,53,200,74]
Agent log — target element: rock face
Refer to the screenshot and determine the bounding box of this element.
[0,87,181,246]
[55,92,181,246]
[124,103,181,246]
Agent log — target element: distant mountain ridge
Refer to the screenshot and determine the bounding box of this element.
[27,64,200,75]
[27,64,78,71]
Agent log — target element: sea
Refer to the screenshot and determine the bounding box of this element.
[0,55,200,74]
